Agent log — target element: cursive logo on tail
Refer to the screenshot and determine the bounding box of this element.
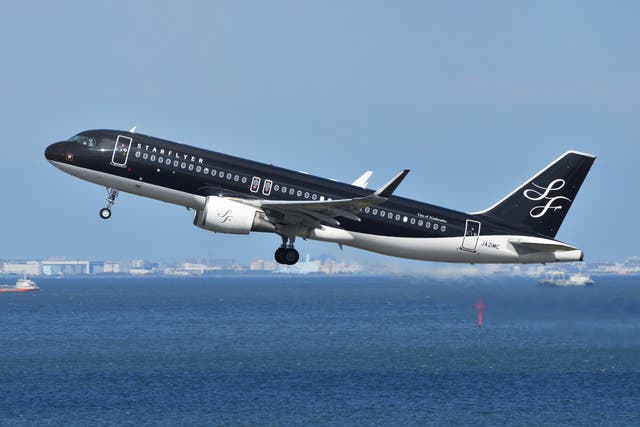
[523,179,572,218]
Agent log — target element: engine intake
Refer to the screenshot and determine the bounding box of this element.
[193,196,275,234]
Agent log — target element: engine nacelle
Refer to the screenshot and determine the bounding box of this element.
[193,196,275,234]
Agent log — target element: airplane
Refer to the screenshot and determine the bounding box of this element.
[45,129,595,265]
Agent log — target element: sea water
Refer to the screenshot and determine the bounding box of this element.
[1,276,639,426]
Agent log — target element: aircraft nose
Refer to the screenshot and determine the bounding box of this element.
[45,142,65,162]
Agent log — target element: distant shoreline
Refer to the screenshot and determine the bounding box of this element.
[3,273,639,282]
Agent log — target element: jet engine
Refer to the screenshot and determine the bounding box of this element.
[193,196,275,234]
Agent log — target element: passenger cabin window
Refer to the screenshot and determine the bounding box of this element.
[69,135,96,147]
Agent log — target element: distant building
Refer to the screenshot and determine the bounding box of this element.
[249,260,278,271]
[210,259,236,269]
[280,254,321,274]
[89,261,104,275]
[263,261,277,271]
[2,261,41,276]
[165,262,214,275]
[318,258,365,275]
[41,259,90,276]
[625,257,640,268]
[103,262,125,274]
[129,268,152,276]
[126,259,155,275]
[130,259,146,269]
[334,261,364,274]
[249,260,264,271]
[320,259,335,275]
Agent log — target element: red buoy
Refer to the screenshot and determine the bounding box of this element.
[475,299,485,328]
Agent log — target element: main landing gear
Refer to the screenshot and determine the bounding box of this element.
[99,187,119,220]
[275,234,300,265]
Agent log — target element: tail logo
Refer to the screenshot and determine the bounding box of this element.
[523,179,572,218]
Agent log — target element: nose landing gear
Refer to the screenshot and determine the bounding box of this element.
[275,234,300,265]
[100,187,119,220]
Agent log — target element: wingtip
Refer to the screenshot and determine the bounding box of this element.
[373,169,410,198]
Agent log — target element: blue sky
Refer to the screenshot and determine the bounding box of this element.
[1,1,638,264]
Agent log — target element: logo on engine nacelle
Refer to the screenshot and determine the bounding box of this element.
[217,210,233,224]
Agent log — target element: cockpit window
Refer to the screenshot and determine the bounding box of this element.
[69,134,96,147]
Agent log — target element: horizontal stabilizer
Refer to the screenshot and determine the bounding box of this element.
[509,238,584,261]
[509,239,578,253]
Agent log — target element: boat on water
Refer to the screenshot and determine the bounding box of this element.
[0,276,40,293]
[539,271,594,287]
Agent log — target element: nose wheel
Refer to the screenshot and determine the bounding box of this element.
[275,234,300,265]
[100,187,119,220]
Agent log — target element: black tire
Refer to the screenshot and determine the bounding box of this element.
[100,208,112,219]
[283,248,300,265]
[274,247,287,264]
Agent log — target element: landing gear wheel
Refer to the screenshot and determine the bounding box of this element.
[274,247,299,265]
[275,232,300,265]
[274,247,287,264]
[283,248,300,265]
[99,208,112,219]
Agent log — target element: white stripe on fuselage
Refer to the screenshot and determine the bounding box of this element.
[49,160,582,264]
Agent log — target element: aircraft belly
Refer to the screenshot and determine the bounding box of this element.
[341,232,582,264]
[49,161,206,209]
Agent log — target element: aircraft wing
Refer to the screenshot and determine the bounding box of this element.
[237,169,410,228]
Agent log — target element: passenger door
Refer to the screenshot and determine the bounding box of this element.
[461,219,481,252]
[111,135,132,167]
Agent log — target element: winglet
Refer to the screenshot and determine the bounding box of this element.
[373,169,410,198]
[352,171,373,188]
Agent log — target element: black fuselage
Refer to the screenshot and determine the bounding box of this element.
[45,129,524,240]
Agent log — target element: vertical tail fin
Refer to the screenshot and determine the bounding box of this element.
[476,151,595,238]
